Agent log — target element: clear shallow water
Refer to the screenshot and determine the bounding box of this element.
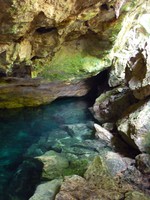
[0,97,95,200]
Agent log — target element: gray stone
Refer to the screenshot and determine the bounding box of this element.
[29,179,63,200]
[104,152,127,176]
[84,156,117,190]
[117,100,150,153]
[36,151,69,180]
[94,123,113,144]
[93,87,136,123]
[135,153,150,174]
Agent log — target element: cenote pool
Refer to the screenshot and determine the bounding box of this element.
[0,97,99,200]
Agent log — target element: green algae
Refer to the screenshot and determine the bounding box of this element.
[33,50,110,81]
[62,158,89,177]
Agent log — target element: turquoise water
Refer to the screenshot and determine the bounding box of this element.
[0,97,95,200]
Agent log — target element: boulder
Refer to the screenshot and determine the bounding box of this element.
[36,151,69,180]
[117,100,150,153]
[125,49,150,100]
[93,87,136,123]
[29,179,63,200]
[94,123,113,144]
[135,153,150,174]
[55,175,91,200]
[56,156,132,200]
[104,152,128,176]
[84,156,117,190]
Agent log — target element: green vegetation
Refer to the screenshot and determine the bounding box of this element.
[33,50,110,81]
[62,158,89,177]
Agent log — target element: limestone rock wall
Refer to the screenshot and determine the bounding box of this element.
[0,0,139,80]
[109,0,150,99]
[92,0,150,154]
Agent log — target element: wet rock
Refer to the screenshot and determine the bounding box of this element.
[93,87,136,123]
[83,139,109,152]
[29,179,63,200]
[117,100,150,153]
[62,122,94,140]
[25,130,69,157]
[35,151,69,180]
[135,154,150,174]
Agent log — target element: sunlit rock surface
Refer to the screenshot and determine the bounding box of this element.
[0,0,141,81]
[109,1,150,100]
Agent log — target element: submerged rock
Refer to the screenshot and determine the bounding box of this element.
[29,179,63,200]
[6,158,43,200]
[61,122,94,140]
[35,151,69,180]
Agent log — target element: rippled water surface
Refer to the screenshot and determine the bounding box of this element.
[0,97,95,200]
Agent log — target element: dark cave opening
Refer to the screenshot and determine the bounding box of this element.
[35,27,57,34]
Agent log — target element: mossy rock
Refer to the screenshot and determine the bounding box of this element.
[63,158,89,177]
[32,43,111,81]
[36,150,90,180]
[84,156,117,190]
